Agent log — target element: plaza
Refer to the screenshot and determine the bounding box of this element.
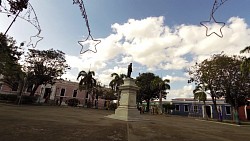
[0,103,249,141]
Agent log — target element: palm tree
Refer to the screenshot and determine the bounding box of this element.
[193,85,208,119]
[109,73,126,106]
[151,77,170,114]
[240,46,250,76]
[77,70,97,107]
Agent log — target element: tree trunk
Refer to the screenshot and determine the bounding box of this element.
[17,80,24,96]
[234,106,240,125]
[211,95,218,119]
[117,90,121,106]
[159,91,162,114]
[30,84,39,96]
[146,99,150,112]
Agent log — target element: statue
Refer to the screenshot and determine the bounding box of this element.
[127,63,132,78]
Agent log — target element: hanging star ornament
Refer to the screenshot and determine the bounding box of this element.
[27,32,43,48]
[200,15,225,38]
[200,0,228,38]
[78,35,101,54]
[0,0,43,47]
[73,0,101,54]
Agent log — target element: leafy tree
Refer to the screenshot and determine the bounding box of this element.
[99,87,117,101]
[77,70,97,107]
[25,48,69,96]
[136,72,160,112]
[189,54,226,118]
[189,54,250,123]
[217,55,250,124]
[0,33,23,90]
[151,77,170,114]
[193,85,208,119]
[5,0,29,14]
[109,73,126,106]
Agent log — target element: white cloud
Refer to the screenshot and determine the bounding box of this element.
[163,75,187,83]
[168,85,194,100]
[63,16,250,99]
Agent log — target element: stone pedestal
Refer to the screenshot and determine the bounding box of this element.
[106,78,140,121]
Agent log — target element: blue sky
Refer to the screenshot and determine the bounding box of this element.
[1,0,250,99]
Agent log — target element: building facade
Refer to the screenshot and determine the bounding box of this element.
[170,98,232,120]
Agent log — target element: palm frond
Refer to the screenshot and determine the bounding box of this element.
[240,46,250,53]
[77,70,87,80]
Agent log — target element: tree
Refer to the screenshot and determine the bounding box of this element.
[193,85,208,119]
[99,87,117,101]
[189,54,250,123]
[240,46,250,76]
[151,77,170,114]
[77,70,97,107]
[0,33,23,90]
[109,73,126,106]
[218,55,250,124]
[189,54,226,119]
[4,0,29,15]
[136,72,160,112]
[25,48,69,96]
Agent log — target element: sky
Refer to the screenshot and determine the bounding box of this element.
[1,0,250,100]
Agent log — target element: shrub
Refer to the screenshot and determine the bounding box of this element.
[67,98,80,107]
[18,95,38,104]
[108,103,117,110]
[0,94,17,102]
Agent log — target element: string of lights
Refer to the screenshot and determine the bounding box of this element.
[73,0,101,54]
[0,0,43,48]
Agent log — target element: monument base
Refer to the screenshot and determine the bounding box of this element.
[106,107,141,121]
[106,78,141,121]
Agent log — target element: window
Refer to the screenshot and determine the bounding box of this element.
[73,90,77,97]
[175,105,180,111]
[193,105,198,113]
[60,88,65,96]
[184,105,189,112]
[225,106,231,115]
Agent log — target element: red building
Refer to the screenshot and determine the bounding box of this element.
[0,79,88,105]
[238,99,250,121]
[0,79,112,108]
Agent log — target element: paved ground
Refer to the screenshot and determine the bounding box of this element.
[0,103,249,141]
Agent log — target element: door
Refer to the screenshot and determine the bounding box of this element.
[247,109,250,120]
[206,106,211,118]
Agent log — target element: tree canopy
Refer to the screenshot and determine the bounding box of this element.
[189,53,250,121]
[0,33,23,89]
[136,72,170,112]
[25,48,69,96]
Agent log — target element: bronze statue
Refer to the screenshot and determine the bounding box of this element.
[127,63,132,78]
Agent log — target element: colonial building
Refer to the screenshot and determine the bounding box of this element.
[171,98,232,120]
[0,79,87,105]
[170,98,250,121]
[0,79,113,109]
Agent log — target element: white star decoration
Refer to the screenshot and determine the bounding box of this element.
[78,35,101,54]
[27,34,43,48]
[200,15,225,38]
